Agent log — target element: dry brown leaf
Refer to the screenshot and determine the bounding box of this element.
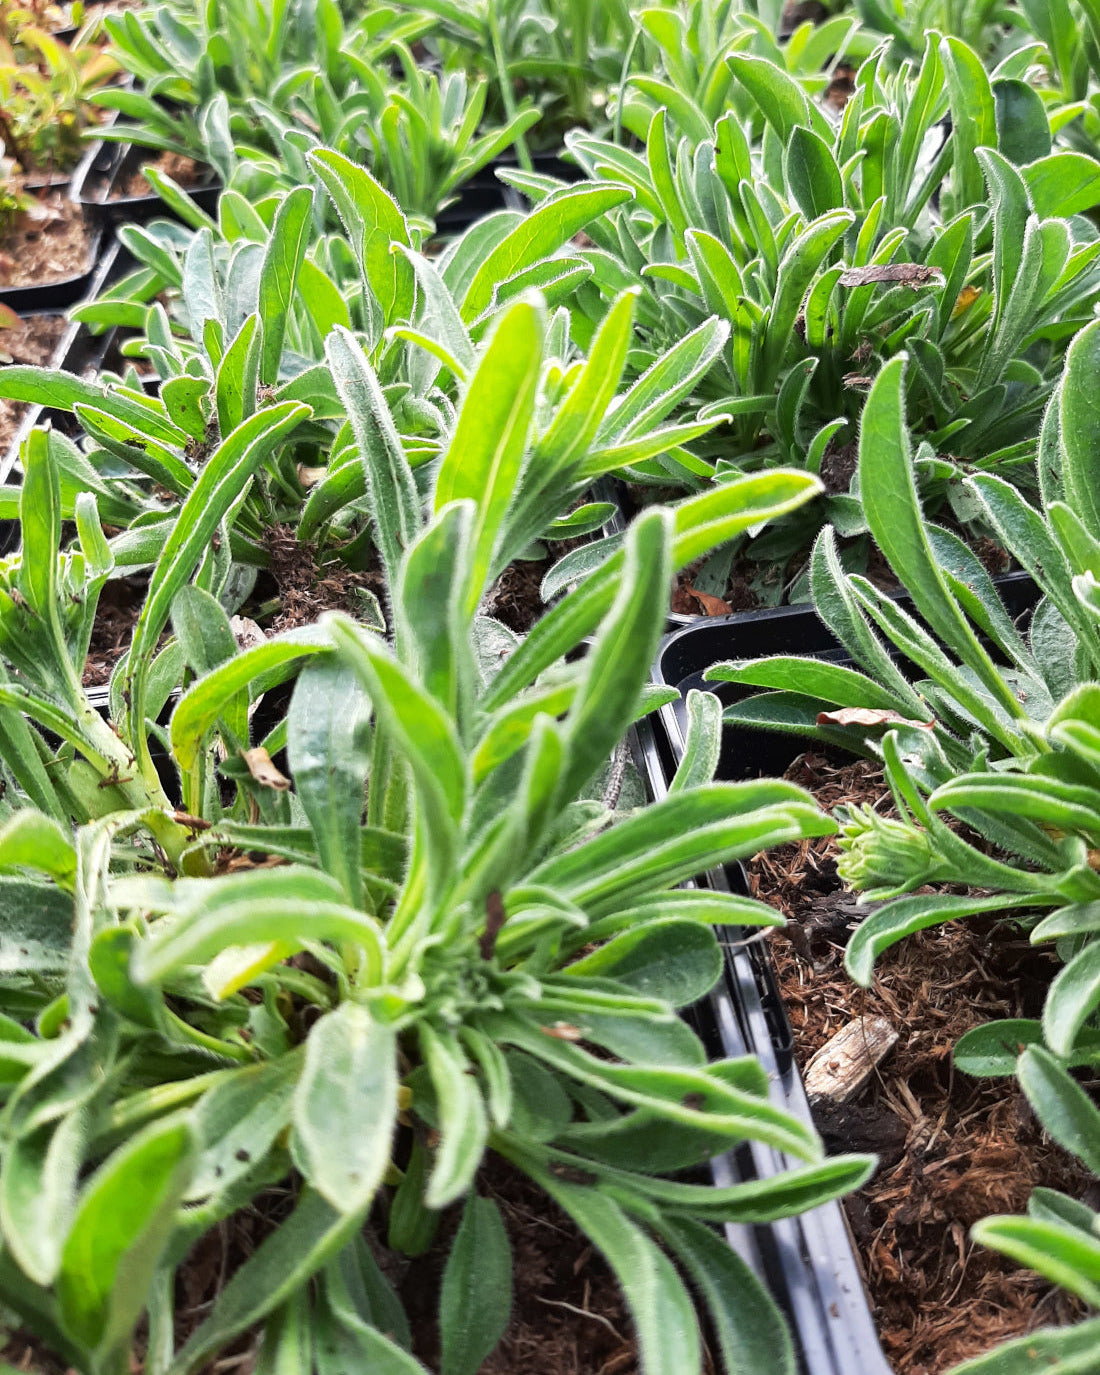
[240,746,290,791]
[686,586,732,616]
[952,284,982,318]
[838,263,946,289]
[817,707,935,730]
[230,615,266,651]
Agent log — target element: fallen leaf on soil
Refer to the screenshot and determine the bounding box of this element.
[818,707,935,730]
[230,615,266,650]
[686,586,732,616]
[240,747,290,791]
[838,264,946,289]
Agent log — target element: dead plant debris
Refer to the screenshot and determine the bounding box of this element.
[263,523,384,635]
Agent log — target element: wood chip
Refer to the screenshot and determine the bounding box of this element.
[804,1014,899,1106]
[230,615,266,650]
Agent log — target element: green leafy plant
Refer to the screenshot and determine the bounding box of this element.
[91,0,424,168]
[703,316,1100,1372]
[615,0,870,144]
[512,37,1100,600]
[0,360,875,1371]
[0,23,116,172]
[260,61,540,225]
[393,0,634,148]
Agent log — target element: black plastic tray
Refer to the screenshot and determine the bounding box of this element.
[0,203,105,313]
[1,237,125,520]
[70,140,221,226]
[653,570,1041,773]
[630,716,894,1375]
[638,571,1043,1367]
[434,148,582,233]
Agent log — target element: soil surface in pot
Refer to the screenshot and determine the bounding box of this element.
[83,574,147,685]
[0,310,67,454]
[0,194,93,289]
[668,534,1013,618]
[401,1156,644,1375]
[111,150,213,200]
[744,752,1090,1375]
[0,1157,645,1374]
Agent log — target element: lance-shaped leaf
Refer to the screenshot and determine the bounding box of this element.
[309,149,413,328]
[460,183,632,321]
[1059,316,1100,544]
[434,301,542,617]
[439,1194,511,1375]
[167,1190,363,1375]
[419,1024,488,1209]
[131,867,386,988]
[558,508,671,800]
[58,1117,196,1354]
[259,186,313,384]
[291,1003,398,1215]
[327,616,466,897]
[288,658,373,910]
[326,326,420,586]
[857,357,1026,723]
[128,401,310,746]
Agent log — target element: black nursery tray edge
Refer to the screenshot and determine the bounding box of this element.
[631,714,893,1375]
[2,236,125,496]
[70,138,222,226]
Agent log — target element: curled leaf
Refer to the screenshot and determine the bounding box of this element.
[838,264,946,289]
[686,586,732,617]
[817,708,935,730]
[240,747,291,791]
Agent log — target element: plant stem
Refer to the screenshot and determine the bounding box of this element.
[488,0,531,171]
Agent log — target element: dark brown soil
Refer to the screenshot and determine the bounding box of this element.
[111,151,213,200]
[401,1156,643,1375]
[0,194,93,288]
[263,523,386,636]
[82,574,146,685]
[745,753,1091,1375]
[483,555,551,634]
[0,310,67,455]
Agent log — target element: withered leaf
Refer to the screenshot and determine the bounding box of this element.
[230,616,266,651]
[540,1022,585,1041]
[838,263,946,289]
[951,284,982,318]
[240,746,291,791]
[687,585,732,617]
[479,889,506,961]
[817,708,935,730]
[297,464,326,488]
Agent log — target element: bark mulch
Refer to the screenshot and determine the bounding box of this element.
[745,752,1092,1375]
